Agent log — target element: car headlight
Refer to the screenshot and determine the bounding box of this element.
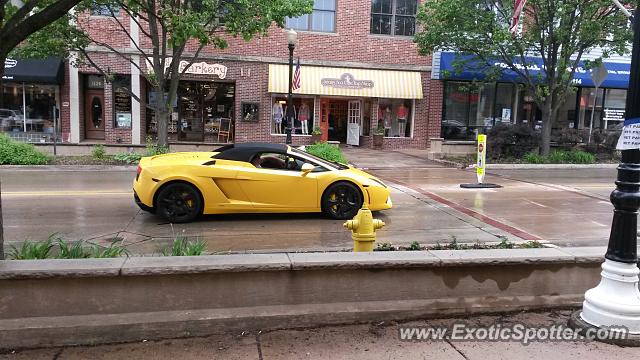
[369,177,387,188]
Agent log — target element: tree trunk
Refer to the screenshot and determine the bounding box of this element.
[154,84,169,147]
[0,180,4,260]
[540,100,554,156]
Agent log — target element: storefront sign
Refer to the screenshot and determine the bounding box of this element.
[177,61,227,79]
[604,108,625,122]
[87,75,104,89]
[4,59,17,69]
[477,134,487,183]
[321,73,374,89]
[617,118,640,150]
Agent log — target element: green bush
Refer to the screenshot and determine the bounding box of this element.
[114,152,142,164]
[523,150,596,164]
[487,124,539,160]
[91,144,106,160]
[566,150,596,164]
[162,236,207,256]
[8,234,56,259]
[0,134,50,165]
[305,142,347,164]
[523,153,545,164]
[145,135,169,156]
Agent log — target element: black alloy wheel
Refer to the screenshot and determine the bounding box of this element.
[322,182,363,220]
[156,182,203,223]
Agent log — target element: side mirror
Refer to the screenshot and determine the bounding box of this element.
[301,163,314,176]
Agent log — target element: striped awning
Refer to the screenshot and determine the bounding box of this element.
[268,64,423,99]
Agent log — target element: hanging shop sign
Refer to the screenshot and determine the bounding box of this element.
[321,73,374,89]
[617,118,640,150]
[177,61,227,79]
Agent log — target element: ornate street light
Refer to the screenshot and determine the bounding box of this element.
[285,29,297,145]
[572,6,640,342]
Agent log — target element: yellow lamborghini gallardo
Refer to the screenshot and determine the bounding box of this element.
[133,143,392,223]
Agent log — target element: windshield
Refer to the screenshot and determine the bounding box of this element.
[290,148,349,170]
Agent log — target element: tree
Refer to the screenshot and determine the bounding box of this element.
[0,0,86,84]
[74,0,313,147]
[1,0,87,260]
[415,0,633,155]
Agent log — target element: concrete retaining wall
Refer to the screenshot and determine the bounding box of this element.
[0,247,605,349]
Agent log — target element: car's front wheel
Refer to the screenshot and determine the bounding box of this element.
[156,182,203,223]
[322,182,363,220]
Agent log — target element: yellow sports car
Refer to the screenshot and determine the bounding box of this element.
[133,143,392,223]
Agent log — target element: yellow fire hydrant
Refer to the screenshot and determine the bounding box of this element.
[344,203,385,252]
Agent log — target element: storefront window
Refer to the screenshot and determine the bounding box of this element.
[271,96,315,135]
[0,82,59,142]
[113,76,132,128]
[146,81,235,143]
[378,98,412,137]
[603,89,626,130]
[443,81,508,140]
[577,88,604,130]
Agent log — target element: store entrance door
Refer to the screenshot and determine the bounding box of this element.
[85,90,105,140]
[327,99,348,143]
[346,100,361,146]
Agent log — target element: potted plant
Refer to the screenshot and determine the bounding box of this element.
[373,124,385,149]
[311,125,322,143]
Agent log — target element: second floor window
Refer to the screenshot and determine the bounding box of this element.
[371,0,417,37]
[286,0,336,33]
[91,1,120,16]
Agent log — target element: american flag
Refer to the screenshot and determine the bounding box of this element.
[509,0,527,37]
[292,58,301,91]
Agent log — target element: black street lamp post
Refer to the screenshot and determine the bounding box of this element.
[285,29,297,145]
[573,6,640,339]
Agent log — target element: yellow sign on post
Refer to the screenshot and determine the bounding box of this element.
[476,134,487,184]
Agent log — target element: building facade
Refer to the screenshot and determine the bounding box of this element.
[0,0,442,149]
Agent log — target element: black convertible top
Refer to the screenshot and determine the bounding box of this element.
[212,143,289,162]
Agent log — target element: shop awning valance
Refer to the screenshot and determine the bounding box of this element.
[268,64,423,99]
[2,58,64,84]
[434,52,630,89]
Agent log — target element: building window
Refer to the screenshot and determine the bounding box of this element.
[91,1,120,16]
[271,95,315,135]
[378,99,413,138]
[442,81,518,140]
[286,0,336,33]
[371,0,417,37]
[113,75,132,128]
[0,83,59,141]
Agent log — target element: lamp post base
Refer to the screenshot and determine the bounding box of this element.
[579,259,640,335]
[569,310,640,346]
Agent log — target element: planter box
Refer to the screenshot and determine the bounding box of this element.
[373,134,384,149]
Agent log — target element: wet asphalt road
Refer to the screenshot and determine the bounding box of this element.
[0,163,619,254]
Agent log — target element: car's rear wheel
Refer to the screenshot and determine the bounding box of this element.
[322,182,363,220]
[156,182,203,223]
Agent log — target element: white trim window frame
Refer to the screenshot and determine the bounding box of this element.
[370,0,418,37]
[286,0,336,33]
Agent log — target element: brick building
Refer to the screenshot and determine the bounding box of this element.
[31,0,438,150]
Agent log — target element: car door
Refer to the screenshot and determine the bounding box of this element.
[237,152,318,210]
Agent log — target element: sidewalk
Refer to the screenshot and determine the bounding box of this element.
[2,310,635,360]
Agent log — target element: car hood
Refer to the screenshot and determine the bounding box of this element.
[146,152,218,167]
[340,166,386,187]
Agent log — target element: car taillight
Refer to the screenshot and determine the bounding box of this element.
[137,165,142,175]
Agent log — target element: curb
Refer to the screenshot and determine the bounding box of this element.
[0,165,136,171]
[483,163,619,170]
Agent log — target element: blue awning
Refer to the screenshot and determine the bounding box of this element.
[436,52,630,89]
